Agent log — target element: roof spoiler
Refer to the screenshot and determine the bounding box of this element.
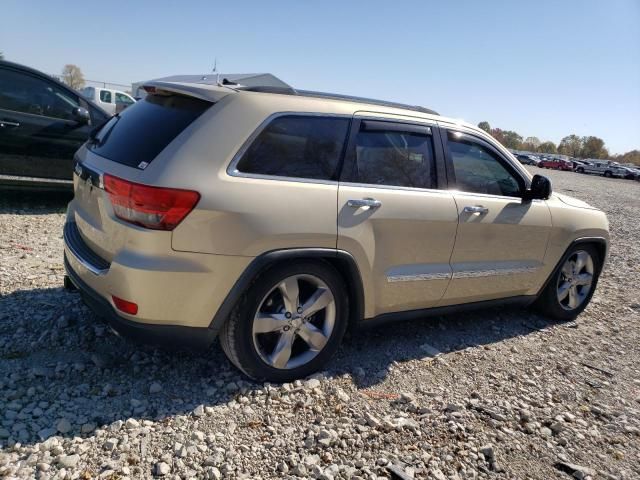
[141,81,235,103]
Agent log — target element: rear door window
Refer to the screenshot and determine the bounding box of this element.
[99,90,112,103]
[347,121,436,189]
[235,115,350,180]
[88,94,211,168]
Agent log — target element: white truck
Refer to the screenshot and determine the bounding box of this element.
[80,87,135,115]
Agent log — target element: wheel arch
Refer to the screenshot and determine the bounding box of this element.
[209,248,365,334]
[536,237,608,298]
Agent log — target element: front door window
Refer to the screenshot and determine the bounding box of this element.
[447,131,522,197]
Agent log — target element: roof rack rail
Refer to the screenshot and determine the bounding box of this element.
[238,85,298,95]
[237,86,438,116]
[298,90,438,116]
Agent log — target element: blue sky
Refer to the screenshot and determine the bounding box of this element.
[2,0,639,153]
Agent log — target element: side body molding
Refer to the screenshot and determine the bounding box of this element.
[209,237,607,335]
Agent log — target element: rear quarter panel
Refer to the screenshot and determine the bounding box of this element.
[168,94,359,256]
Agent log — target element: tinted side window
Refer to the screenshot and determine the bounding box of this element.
[0,68,79,120]
[351,127,436,189]
[100,90,112,103]
[236,116,349,180]
[447,132,522,197]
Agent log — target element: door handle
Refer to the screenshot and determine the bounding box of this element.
[0,120,20,128]
[347,198,382,209]
[462,205,489,214]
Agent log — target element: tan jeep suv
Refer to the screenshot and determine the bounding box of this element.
[63,79,609,381]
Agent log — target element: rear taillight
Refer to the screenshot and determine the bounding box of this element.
[103,174,200,231]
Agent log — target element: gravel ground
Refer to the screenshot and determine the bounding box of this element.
[1,169,639,480]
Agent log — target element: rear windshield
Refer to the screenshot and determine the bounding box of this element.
[88,94,211,168]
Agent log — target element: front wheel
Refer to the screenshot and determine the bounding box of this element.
[577,167,584,173]
[219,261,348,381]
[535,245,601,321]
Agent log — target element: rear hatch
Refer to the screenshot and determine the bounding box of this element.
[70,83,230,262]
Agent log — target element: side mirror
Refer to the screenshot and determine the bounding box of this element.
[72,107,90,125]
[523,174,552,201]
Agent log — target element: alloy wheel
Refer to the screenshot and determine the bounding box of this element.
[252,274,336,370]
[557,250,594,311]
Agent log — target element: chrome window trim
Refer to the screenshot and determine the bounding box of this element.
[448,189,539,202]
[226,111,352,184]
[339,181,451,195]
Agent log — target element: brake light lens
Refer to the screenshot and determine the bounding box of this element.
[103,174,200,230]
[112,295,138,315]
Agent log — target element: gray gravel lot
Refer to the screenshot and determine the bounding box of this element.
[1,169,639,480]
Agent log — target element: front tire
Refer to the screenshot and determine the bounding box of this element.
[535,245,601,321]
[219,261,348,382]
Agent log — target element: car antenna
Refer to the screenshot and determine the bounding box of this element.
[212,57,221,86]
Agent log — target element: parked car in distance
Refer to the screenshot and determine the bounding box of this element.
[64,79,609,381]
[579,160,627,178]
[619,165,640,180]
[574,161,591,173]
[572,160,589,171]
[539,158,573,170]
[80,86,136,115]
[0,60,110,190]
[515,154,540,166]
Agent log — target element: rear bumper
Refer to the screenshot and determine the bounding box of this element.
[64,253,216,349]
[62,206,252,329]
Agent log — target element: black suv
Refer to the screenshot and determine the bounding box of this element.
[0,60,110,190]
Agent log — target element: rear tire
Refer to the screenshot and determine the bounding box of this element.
[219,261,348,382]
[535,245,601,321]
[577,167,584,173]
[604,171,612,178]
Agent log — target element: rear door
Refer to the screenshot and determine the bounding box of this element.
[0,66,91,180]
[337,115,458,317]
[439,128,552,304]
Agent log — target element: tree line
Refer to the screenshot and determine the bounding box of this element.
[477,121,640,166]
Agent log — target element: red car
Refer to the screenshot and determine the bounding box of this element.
[539,158,573,171]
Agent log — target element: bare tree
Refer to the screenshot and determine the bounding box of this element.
[61,64,85,90]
